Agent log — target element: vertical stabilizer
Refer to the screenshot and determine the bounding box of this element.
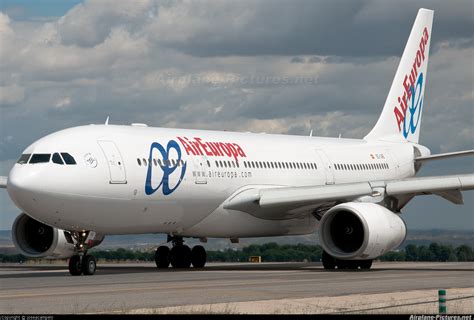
[365,9,433,143]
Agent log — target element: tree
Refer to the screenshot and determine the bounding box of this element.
[429,243,441,261]
[455,245,473,261]
[405,244,419,261]
[418,246,435,261]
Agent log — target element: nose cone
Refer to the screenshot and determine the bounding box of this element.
[7,165,40,212]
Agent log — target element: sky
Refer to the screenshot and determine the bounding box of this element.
[0,0,473,231]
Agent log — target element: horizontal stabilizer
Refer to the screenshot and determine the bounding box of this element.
[416,150,474,163]
[0,176,6,189]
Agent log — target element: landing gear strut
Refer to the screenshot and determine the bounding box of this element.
[322,251,372,270]
[67,231,97,276]
[154,236,207,269]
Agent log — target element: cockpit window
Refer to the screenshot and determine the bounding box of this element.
[29,154,51,164]
[17,154,31,164]
[61,153,76,165]
[52,153,64,165]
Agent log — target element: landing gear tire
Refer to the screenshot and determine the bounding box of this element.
[322,251,336,270]
[359,259,373,270]
[335,259,349,270]
[191,245,207,268]
[155,246,171,269]
[336,259,359,270]
[68,255,82,276]
[82,255,96,275]
[170,245,192,268]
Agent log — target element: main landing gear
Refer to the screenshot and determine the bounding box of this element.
[154,236,207,269]
[68,231,97,276]
[322,251,372,270]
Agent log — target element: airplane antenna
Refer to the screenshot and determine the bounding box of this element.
[338,133,342,138]
[309,129,313,137]
[105,116,110,125]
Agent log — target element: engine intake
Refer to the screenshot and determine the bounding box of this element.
[319,202,406,260]
[12,213,75,258]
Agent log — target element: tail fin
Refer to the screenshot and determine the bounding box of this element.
[365,9,433,143]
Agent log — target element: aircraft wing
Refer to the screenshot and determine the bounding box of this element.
[0,176,6,189]
[223,174,474,220]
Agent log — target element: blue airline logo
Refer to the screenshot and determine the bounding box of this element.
[402,73,423,138]
[145,140,186,196]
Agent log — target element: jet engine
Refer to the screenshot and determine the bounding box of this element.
[12,213,102,259]
[319,202,406,260]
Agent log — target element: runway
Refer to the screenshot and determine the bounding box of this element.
[0,262,473,314]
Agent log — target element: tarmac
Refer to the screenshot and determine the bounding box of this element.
[0,261,472,314]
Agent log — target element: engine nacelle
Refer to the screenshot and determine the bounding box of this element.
[319,202,406,260]
[12,213,103,259]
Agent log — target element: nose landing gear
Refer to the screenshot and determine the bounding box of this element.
[67,231,98,276]
[154,236,207,270]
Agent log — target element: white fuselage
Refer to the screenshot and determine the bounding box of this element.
[7,124,417,237]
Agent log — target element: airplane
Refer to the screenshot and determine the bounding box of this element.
[1,8,473,276]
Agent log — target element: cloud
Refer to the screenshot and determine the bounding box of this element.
[0,85,25,105]
[54,97,71,108]
[57,0,153,47]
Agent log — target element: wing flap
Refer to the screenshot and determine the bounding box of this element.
[259,183,373,209]
[386,174,474,195]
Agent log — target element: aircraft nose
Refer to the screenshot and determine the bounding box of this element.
[7,166,39,210]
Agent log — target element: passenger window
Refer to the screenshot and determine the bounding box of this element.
[61,153,76,165]
[52,153,64,165]
[207,160,211,167]
[17,153,31,164]
[29,154,51,164]
[137,158,142,166]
